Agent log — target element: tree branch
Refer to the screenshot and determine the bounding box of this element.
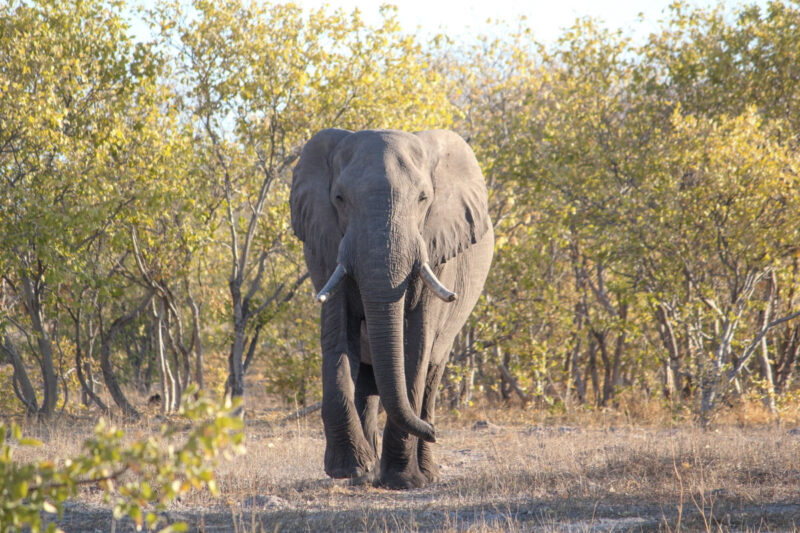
[497,359,532,404]
[727,309,800,383]
[237,167,275,283]
[249,271,310,320]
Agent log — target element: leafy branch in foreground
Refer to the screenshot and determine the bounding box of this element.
[0,385,245,532]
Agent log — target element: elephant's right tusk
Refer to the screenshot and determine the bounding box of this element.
[420,262,457,303]
[317,264,347,303]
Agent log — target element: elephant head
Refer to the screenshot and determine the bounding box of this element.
[290,129,491,442]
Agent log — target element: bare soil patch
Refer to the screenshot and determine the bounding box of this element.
[33,411,800,532]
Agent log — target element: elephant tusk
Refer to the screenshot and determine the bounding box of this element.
[420,262,457,303]
[317,264,347,303]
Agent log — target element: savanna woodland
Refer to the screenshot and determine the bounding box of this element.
[2,0,800,530]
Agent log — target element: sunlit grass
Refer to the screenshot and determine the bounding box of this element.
[11,392,800,532]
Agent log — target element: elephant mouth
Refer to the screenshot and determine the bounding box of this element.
[316,262,456,304]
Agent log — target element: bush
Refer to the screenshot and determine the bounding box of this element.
[0,386,244,532]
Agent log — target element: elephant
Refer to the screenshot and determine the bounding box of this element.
[289,128,493,489]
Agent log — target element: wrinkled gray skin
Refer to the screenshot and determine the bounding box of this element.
[290,129,493,489]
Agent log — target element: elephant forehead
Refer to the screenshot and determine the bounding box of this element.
[334,130,428,186]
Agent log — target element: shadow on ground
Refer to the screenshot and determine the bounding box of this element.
[51,495,800,532]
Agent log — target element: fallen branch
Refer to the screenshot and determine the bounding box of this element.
[283,401,321,422]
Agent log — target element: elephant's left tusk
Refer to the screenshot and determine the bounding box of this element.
[317,264,347,303]
[420,262,457,303]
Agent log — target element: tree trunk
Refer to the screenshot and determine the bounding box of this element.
[227,278,246,411]
[774,324,798,393]
[188,293,204,390]
[73,312,108,413]
[655,303,681,400]
[462,328,475,407]
[164,303,190,392]
[21,276,58,418]
[663,358,675,399]
[496,344,531,404]
[499,344,512,401]
[162,304,183,412]
[595,329,612,407]
[143,322,155,393]
[243,323,262,375]
[758,335,776,413]
[99,291,154,419]
[154,302,170,414]
[572,339,586,405]
[133,331,148,394]
[586,334,599,406]
[1,335,39,415]
[775,259,799,392]
[126,326,147,395]
[757,272,777,413]
[608,300,628,406]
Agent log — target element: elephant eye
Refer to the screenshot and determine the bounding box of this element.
[418,192,427,203]
[335,194,344,203]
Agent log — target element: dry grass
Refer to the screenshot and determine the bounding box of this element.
[12,393,799,532]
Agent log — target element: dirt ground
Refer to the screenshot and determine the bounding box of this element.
[40,410,800,532]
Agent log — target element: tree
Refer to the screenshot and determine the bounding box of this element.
[0,0,167,418]
[450,2,800,420]
[631,109,800,424]
[152,1,455,410]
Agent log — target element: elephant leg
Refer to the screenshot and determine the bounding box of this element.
[320,299,374,479]
[355,362,380,457]
[378,308,430,489]
[355,323,381,457]
[322,351,375,478]
[378,422,427,489]
[418,360,446,483]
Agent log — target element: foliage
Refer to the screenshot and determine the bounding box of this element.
[447,2,800,419]
[1,0,800,429]
[0,386,244,532]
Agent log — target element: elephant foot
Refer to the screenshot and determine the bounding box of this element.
[419,460,440,483]
[324,441,375,479]
[377,465,428,489]
[418,442,439,483]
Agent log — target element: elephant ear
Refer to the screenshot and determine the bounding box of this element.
[416,130,491,266]
[290,128,352,289]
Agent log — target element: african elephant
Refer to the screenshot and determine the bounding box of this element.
[290,128,493,489]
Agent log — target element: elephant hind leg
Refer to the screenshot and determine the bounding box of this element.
[355,362,380,457]
[418,361,446,483]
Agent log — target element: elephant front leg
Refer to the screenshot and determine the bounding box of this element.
[379,422,428,489]
[320,301,374,479]
[378,330,431,489]
[322,351,376,478]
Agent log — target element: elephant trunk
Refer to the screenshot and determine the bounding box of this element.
[363,296,436,443]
